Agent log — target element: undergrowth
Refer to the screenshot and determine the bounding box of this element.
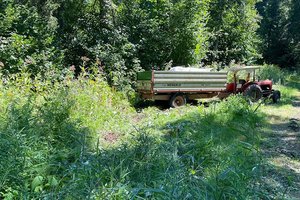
[0,71,267,199]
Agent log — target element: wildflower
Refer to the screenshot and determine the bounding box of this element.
[81,56,90,62]
[69,65,76,71]
[25,57,33,64]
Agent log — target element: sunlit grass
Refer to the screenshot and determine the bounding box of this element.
[261,83,300,123]
[261,104,298,122]
[0,71,284,199]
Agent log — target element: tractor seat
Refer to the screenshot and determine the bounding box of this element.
[239,79,246,85]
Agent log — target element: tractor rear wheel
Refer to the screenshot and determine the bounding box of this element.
[244,84,263,102]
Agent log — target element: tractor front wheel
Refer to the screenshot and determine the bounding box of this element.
[272,90,281,103]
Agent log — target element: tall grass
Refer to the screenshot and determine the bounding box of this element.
[0,71,134,198]
[0,70,266,199]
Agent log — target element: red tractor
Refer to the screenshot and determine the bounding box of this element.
[226,66,280,103]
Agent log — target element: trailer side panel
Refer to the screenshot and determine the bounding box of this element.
[153,71,227,93]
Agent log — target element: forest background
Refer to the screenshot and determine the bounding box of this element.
[1,0,299,88]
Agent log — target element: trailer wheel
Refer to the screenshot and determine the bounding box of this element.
[272,90,281,103]
[244,84,263,102]
[170,94,187,108]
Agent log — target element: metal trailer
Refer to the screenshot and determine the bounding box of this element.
[137,70,230,107]
[137,66,280,107]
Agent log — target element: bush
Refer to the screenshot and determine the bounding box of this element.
[0,3,62,76]
[258,64,285,84]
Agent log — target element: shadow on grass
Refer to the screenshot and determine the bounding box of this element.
[134,100,206,111]
[260,162,300,199]
[262,121,300,157]
[260,110,300,199]
[134,100,170,111]
[265,113,288,121]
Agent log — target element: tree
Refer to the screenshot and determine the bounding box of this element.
[257,0,300,69]
[117,0,210,70]
[0,0,62,75]
[289,0,300,68]
[205,0,261,66]
[257,0,294,68]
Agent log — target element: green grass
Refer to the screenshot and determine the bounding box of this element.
[258,78,300,199]
[274,84,299,103]
[0,71,273,199]
[260,81,300,122]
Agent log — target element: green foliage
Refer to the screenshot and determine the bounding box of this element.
[258,64,285,83]
[257,0,300,69]
[257,65,300,104]
[0,71,135,198]
[258,64,300,87]
[0,0,299,87]
[117,0,210,69]
[0,72,268,199]
[0,2,62,75]
[0,0,211,87]
[273,84,298,104]
[288,0,300,68]
[205,0,261,66]
[0,1,299,198]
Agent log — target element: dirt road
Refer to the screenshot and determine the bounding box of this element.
[261,93,300,199]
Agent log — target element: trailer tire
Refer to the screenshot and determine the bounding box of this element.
[170,94,187,108]
[272,90,281,103]
[244,84,263,102]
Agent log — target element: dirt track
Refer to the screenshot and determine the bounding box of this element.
[261,94,300,199]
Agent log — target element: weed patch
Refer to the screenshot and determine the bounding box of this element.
[0,73,268,199]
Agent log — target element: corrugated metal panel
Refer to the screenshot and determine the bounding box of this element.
[155,88,226,92]
[154,74,227,79]
[137,70,228,94]
[154,71,227,75]
[153,71,227,92]
[154,79,227,83]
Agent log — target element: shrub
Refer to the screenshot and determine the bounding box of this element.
[258,64,285,84]
[0,3,62,76]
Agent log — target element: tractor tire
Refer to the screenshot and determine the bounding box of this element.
[272,90,281,103]
[169,94,187,108]
[244,84,263,102]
